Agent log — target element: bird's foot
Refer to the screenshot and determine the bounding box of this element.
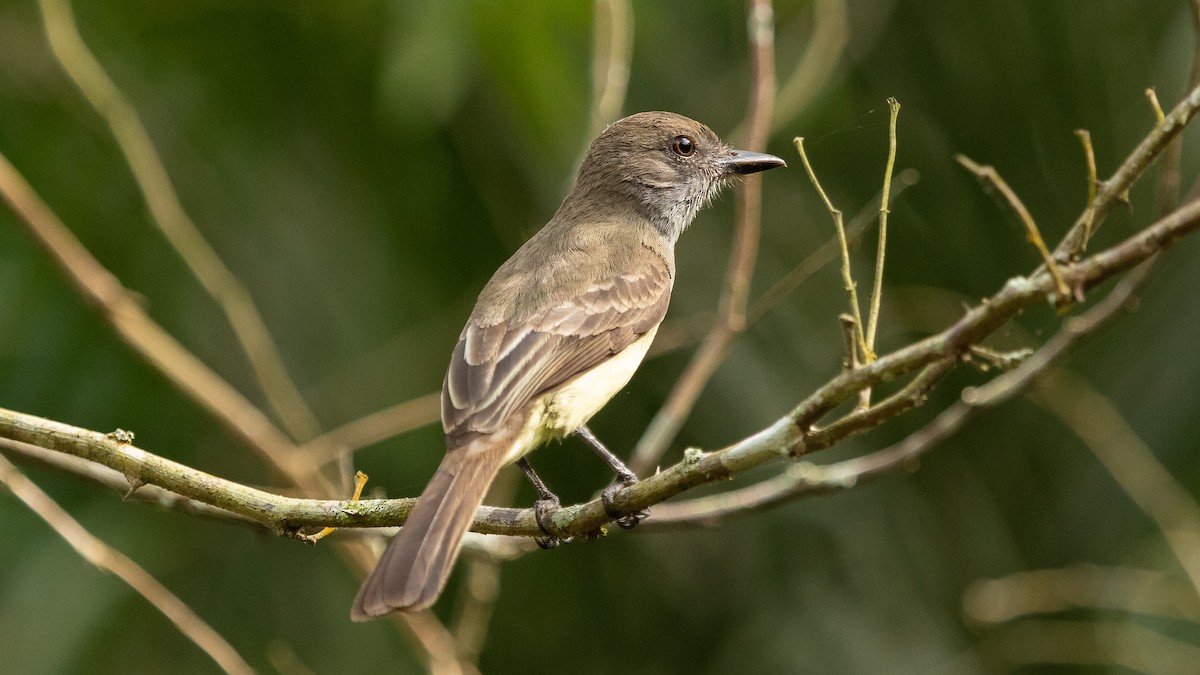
[533,493,564,549]
[601,475,648,530]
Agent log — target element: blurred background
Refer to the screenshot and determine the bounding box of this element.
[2,0,1199,673]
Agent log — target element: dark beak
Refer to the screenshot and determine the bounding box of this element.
[718,149,787,175]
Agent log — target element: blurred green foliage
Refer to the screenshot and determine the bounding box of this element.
[1,0,1198,673]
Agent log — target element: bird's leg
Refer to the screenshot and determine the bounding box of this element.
[516,457,565,549]
[575,425,649,529]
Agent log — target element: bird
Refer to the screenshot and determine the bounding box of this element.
[352,111,785,620]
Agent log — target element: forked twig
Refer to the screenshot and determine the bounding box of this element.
[956,154,1072,300]
[794,137,868,356]
[864,98,900,356]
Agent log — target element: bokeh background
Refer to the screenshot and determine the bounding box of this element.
[2,0,1199,673]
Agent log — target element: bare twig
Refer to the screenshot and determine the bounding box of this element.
[963,565,1200,625]
[965,345,1033,372]
[37,0,320,442]
[1030,370,1200,601]
[7,189,1198,538]
[745,167,919,326]
[1056,83,1200,257]
[588,0,633,138]
[1147,87,1167,124]
[1075,130,1098,209]
[864,98,900,356]
[0,125,466,675]
[0,437,264,531]
[955,154,1072,300]
[627,0,777,474]
[1073,129,1098,247]
[838,314,862,373]
[794,136,868,355]
[771,0,848,130]
[1156,0,1200,216]
[303,393,441,466]
[0,149,298,478]
[0,453,255,675]
[723,0,777,332]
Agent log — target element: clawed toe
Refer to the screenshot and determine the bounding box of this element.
[534,495,564,549]
[601,481,648,530]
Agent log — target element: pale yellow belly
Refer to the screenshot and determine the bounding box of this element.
[501,326,658,464]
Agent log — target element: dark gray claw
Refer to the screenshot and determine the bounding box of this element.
[533,493,563,549]
[601,479,649,530]
[518,457,566,548]
[575,425,649,529]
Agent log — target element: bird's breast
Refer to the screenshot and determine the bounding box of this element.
[502,326,658,464]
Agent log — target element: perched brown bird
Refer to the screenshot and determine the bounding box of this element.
[352,111,784,620]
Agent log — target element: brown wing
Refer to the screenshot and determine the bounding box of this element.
[441,258,672,445]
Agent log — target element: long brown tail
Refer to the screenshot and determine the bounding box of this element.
[351,441,508,620]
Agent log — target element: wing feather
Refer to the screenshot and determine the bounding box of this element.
[441,251,672,442]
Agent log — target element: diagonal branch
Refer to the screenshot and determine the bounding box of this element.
[1055,83,1200,257]
[38,0,320,442]
[0,150,299,479]
[956,154,1071,299]
[630,0,777,474]
[1030,369,1200,602]
[5,194,1198,540]
[0,453,255,675]
[0,120,469,675]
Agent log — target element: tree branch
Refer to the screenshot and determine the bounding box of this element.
[0,453,255,675]
[4,193,1198,539]
[38,0,320,442]
[629,0,778,474]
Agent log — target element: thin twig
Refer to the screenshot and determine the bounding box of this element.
[963,565,1200,625]
[588,0,633,138]
[745,168,919,326]
[303,393,441,466]
[1075,130,1098,208]
[1056,82,1200,257]
[864,97,900,355]
[770,0,848,130]
[1146,87,1167,124]
[956,154,1072,300]
[7,194,1198,538]
[37,0,320,442]
[0,129,466,675]
[1073,129,1098,247]
[794,136,868,354]
[1156,0,1200,216]
[722,0,777,330]
[0,454,255,675]
[838,314,862,372]
[1030,370,1200,602]
[627,0,777,475]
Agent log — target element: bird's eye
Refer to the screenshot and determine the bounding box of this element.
[671,135,696,157]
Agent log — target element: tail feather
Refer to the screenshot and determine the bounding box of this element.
[351,443,506,620]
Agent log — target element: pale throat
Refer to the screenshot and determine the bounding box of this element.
[639,177,722,243]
